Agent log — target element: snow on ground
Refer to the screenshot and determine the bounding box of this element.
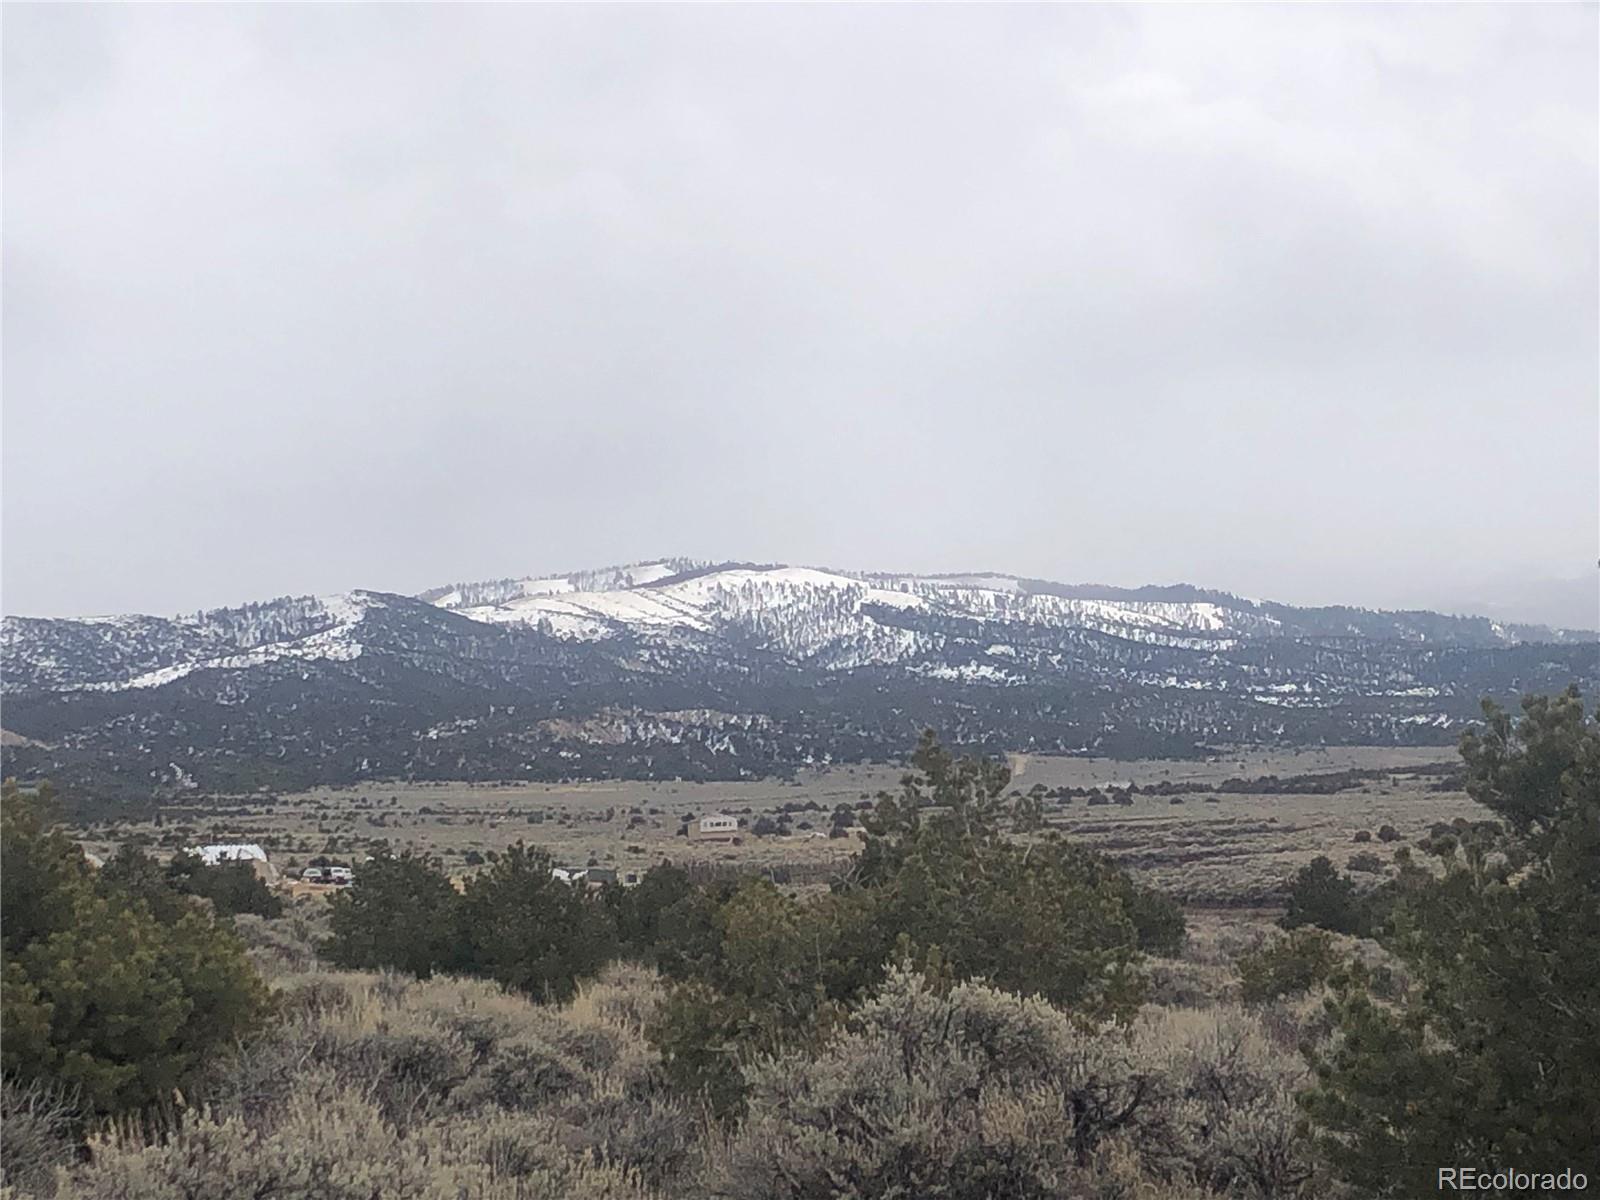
[613,562,678,587]
[911,661,1022,683]
[461,566,927,640]
[515,577,577,598]
[14,564,1276,694]
[432,562,1258,653]
[66,593,375,692]
[466,586,717,634]
[317,591,382,626]
[77,627,365,692]
[860,586,925,610]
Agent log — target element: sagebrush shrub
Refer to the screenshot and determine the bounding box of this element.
[58,1076,448,1200]
[52,1074,654,1200]
[582,962,668,1033]
[1155,1008,1315,1193]
[553,1022,623,1075]
[270,969,363,1020]
[0,1076,80,1195]
[331,1027,473,1127]
[452,1032,585,1113]
[710,968,1147,1198]
[233,912,319,977]
[709,968,1322,1200]
[41,962,675,1200]
[402,972,564,1066]
[557,1094,699,1186]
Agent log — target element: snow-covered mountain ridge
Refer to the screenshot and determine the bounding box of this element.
[3,592,384,693]
[3,561,1594,794]
[7,558,1583,694]
[424,559,1581,660]
[440,563,1252,648]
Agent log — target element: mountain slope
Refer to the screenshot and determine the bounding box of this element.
[3,560,1594,795]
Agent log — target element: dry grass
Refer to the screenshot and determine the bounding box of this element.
[71,767,901,880]
[71,747,1476,912]
[1042,786,1482,905]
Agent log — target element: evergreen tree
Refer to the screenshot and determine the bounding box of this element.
[604,863,695,960]
[323,849,461,978]
[1303,688,1600,1195]
[456,842,618,1002]
[102,846,285,920]
[98,844,193,923]
[1,781,268,1116]
[1279,855,1366,935]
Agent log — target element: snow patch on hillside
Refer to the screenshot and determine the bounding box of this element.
[49,592,375,692]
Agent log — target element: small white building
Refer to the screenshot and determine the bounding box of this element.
[696,815,739,841]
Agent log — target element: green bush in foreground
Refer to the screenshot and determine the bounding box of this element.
[165,851,284,918]
[325,843,619,1003]
[1236,929,1339,1005]
[1,781,269,1116]
[1278,856,1366,936]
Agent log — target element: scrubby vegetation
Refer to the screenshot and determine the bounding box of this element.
[1,782,269,1116]
[1303,687,1600,1197]
[4,691,1597,1198]
[39,965,677,1200]
[1236,929,1339,1005]
[101,843,284,920]
[8,924,1325,1200]
[315,733,1188,1113]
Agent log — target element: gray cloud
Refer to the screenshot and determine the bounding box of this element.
[4,5,1596,625]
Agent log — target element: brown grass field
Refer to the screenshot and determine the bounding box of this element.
[72,744,1482,909]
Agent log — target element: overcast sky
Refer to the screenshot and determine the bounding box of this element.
[4,5,1596,626]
